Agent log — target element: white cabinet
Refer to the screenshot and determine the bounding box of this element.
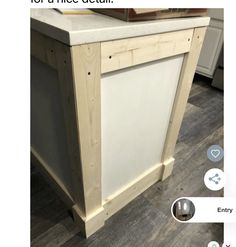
[196,9,223,78]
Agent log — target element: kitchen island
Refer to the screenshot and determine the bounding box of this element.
[31,8,209,237]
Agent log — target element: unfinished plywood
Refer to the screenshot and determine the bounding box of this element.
[101,55,184,199]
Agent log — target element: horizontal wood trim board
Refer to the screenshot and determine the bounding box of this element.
[103,162,163,220]
[31,30,57,69]
[31,148,75,207]
[101,29,194,74]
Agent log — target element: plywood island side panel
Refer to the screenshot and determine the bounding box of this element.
[31,57,74,200]
[30,10,208,237]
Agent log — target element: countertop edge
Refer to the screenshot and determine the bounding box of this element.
[31,18,71,46]
[31,15,210,46]
[69,17,210,46]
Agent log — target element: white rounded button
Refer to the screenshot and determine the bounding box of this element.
[204,168,225,191]
[207,241,220,247]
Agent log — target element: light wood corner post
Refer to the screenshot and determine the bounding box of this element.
[161,27,207,181]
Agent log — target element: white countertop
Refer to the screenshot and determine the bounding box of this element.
[31,9,210,46]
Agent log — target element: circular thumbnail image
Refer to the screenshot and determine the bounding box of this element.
[172,198,195,222]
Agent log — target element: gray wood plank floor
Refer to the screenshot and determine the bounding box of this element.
[31,75,224,247]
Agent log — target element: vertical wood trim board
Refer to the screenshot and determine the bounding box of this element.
[161,27,207,161]
[70,44,102,216]
[54,42,86,214]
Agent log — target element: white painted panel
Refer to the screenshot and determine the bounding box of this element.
[197,26,222,71]
[101,55,184,199]
[197,16,223,77]
[31,57,73,196]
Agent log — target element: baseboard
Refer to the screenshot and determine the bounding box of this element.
[31,148,175,238]
[103,162,163,220]
[161,157,175,181]
[72,205,105,238]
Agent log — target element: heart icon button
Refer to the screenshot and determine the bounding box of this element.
[207,145,224,162]
[211,149,220,158]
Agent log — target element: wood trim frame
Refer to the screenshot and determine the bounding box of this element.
[31,26,207,238]
[101,29,194,74]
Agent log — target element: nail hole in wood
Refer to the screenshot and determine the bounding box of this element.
[50,49,54,53]
[188,38,190,41]
[109,56,112,59]
[197,36,200,39]
[88,72,91,75]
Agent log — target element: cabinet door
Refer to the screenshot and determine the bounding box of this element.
[196,10,223,78]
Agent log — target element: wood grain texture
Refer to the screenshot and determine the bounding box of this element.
[31,78,223,246]
[161,27,207,162]
[161,157,175,181]
[70,44,102,216]
[101,29,193,73]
